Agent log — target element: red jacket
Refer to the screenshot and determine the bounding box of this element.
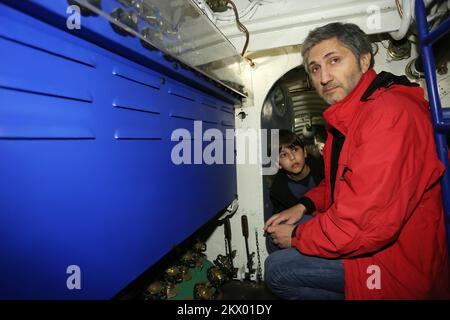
[292,69,450,299]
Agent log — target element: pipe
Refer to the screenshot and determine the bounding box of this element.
[390,0,415,40]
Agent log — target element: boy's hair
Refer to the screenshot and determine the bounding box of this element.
[279,130,305,153]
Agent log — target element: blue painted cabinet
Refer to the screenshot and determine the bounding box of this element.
[0,1,239,299]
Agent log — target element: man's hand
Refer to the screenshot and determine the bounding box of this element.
[267,224,295,248]
[264,203,306,231]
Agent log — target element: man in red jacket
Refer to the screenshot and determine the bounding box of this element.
[264,22,450,299]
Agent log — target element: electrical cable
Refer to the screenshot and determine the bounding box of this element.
[395,0,403,18]
[224,0,252,61]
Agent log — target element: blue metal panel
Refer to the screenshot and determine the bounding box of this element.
[415,0,450,252]
[0,3,237,299]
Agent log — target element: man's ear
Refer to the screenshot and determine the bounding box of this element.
[360,52,371,73]
[304,147,308,158]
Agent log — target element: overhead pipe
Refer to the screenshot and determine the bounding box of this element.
[390,0,415,40]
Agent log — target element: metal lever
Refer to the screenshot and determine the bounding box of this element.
[241,215,255,280]
[223,217,237,278]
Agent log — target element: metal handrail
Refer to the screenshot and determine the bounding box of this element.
[415,0,450,249]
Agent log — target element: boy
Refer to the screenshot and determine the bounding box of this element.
[267,129,323,252]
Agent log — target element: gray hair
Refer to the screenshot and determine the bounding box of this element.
[301,22,374,73]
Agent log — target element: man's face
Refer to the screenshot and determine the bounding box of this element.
[307,37,370,104]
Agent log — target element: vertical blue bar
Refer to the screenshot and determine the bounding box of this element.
[415,0,450,248]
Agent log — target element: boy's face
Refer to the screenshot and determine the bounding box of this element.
[278,145,307,174]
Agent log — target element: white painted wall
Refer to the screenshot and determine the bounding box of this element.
[203,0,401,52]
[205,46,304,280]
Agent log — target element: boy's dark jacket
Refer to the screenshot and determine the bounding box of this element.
[269,156,324,215]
